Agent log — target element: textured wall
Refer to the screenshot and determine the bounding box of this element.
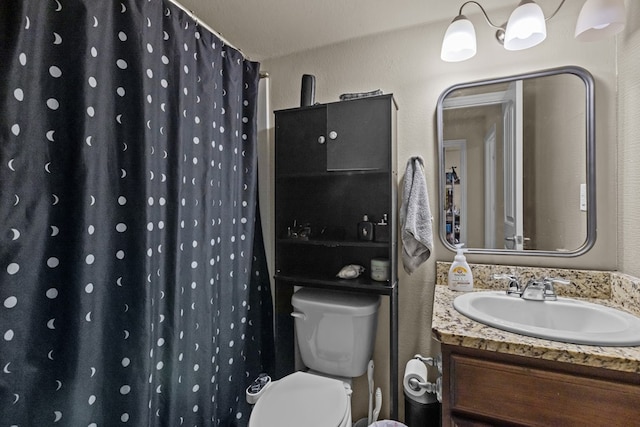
[261,1,619,421]
[618,3,640,277]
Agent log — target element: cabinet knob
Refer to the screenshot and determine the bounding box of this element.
[318,136,326,144]
[328,131,338,140]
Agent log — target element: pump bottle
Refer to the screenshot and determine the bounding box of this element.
[358,214,374,241]
[448,243,474,291]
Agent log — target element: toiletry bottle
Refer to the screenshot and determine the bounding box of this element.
[448,244,474,291]
[374,214,389,242]
[358,214,374,241]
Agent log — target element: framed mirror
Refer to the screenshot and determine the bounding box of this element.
[436,66,596,256]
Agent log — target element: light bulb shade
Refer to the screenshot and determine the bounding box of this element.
[504,0,547,51]
[575,0,626,42]
[441,15,477,62]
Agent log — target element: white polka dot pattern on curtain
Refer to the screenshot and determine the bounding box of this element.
[0,1,273,426]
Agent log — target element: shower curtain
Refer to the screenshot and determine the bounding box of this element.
[0,1,273,426]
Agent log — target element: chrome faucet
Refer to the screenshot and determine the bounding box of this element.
[521,277,571,301]
[493,274,570,301]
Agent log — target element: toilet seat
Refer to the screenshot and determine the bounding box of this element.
[249,371,351,427]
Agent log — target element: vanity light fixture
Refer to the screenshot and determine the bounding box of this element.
[503,0,547,51]
[441,0,626,62]
[575,0,626,41]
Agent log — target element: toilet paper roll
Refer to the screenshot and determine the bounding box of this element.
[403,358,428,398]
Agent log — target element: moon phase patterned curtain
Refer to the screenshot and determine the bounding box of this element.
[0,1,273,425]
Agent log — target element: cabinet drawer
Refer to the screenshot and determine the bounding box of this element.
[450,354,640,426]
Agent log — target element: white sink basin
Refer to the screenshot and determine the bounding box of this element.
[453,291,640,347]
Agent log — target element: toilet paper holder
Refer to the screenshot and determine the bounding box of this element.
[407,354,443,402]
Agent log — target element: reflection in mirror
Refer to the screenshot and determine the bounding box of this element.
[437,67,596,256]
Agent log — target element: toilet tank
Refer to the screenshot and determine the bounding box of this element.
[291,288,380,378]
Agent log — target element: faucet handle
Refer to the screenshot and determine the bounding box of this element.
[538,277,571,300]
[493,273,517,280]
[493,274,522,296]
[547,277,571,286]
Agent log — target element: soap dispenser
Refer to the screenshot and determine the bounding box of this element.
[448,243,474,291]
[358,214,374,241]
[374,214,389,242]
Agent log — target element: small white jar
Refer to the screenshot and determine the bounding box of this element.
[370,258,390,282]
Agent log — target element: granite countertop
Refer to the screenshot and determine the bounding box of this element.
[431,284,640,374]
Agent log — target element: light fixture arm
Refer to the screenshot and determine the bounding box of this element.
[457,0,567,46]
[544,0,567,22]
[457,1,504,30]
[458,0,567,26]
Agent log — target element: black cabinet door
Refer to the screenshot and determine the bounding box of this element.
[326,96,390,171]
[276,96,392,175]
[275,106,326,175]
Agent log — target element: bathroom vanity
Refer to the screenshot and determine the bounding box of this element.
[440,344,640,426]
[432,263,640,426]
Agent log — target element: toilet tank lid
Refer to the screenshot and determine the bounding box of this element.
[292,288,380,316]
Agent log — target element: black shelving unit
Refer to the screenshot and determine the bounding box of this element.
[273,94,399,419]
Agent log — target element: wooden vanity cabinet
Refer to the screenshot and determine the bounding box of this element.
[441,344,640,426]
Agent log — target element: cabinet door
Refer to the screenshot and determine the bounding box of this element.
[447,352,640,426]
[275,106,326,175]
[326,96,390,171]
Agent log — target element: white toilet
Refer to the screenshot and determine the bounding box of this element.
[249,288,380,427]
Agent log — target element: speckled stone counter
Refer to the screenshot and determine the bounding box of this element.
[432,262,640,374]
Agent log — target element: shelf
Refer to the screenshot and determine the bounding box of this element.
[275,273,396,295]
[278,238,388,248]
[276,169,389,179]
[274,95,398,419]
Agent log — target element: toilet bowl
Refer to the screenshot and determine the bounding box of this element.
[248,288,379,427]
[248,371,352,427]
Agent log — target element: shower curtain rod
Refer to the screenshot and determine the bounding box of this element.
[167,0,248,59]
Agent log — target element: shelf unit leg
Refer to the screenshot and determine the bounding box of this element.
[390,284,399,420]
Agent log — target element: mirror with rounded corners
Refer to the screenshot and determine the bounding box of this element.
[437,66,596,256]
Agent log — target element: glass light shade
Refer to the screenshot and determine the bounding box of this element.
[575,0,626,42]
[504,1,547,51]
[441,15,477,62]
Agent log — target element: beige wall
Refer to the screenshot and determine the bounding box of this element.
[260,1,626,421]
[618,3,640,277]
[532,74,587,251]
